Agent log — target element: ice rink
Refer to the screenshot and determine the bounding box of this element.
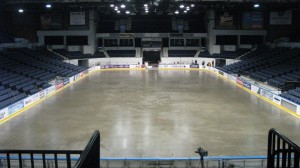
[0,70,299,158]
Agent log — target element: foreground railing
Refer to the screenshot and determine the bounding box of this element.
[0,130,100,168]
[73,130,100,168]
[267,128,300,168]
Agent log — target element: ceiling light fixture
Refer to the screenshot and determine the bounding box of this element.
[110,4,114,7]
[45,4,52,8]
[121,4,126,8]
[18,9,24,13]
[191,4,195,7]
[175,10,179,14]
[254,4,260,8]
[180,5,184,8]
[126,11,130,14]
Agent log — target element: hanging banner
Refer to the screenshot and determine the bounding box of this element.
[270,10,292,25]
[220,12,233,26]
[243,12,264,29]
[70,11,86,25]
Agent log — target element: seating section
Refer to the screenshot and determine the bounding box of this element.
[217,47,300,90]
[107,50,136,57]
[53,49,106,59]
[200,48,251,59]
[168,50,197,57]
[281,87,300,104]
[0,48,87,109]
[0,32,14,43]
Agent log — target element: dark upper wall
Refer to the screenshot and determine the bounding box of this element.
[96,14,207,33]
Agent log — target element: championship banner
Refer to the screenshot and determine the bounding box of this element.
[243,12,263,29]
[40,13,62,30]
[70,11,86,25]
[270,10,292,25]
[220,12,233,26]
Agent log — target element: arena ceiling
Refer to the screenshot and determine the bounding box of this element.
[2,0,300,15]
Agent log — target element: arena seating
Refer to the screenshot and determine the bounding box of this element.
[168,50,197,57]
[107,50,135,57]
[199,48,251,59]
[280,87,300,104]
[0,32,14,43]
[218,47,300,90]
[0,48,87,109]
[53,49,106,59]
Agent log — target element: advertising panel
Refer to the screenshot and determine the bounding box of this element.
[63,78,70,85]
[190,64,199,68]
[75,73,81,80]
[8,100,24,115]
[24,96,33,107]
[273,95,282,105]
[24,93,39,107]
[129,65,143,68]
[243,81,251,90]
[55,81,64,90]
[260,89,273,101]
[0,108,8,120]
[47,85,56,95]
[69,76,75,83]
[251,84,260,94]
[39,90,46,99]
[236,78,244,86]
[227,75,237,83]
[218,71,224,76]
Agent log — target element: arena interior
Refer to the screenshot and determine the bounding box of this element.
[0,0,300,167]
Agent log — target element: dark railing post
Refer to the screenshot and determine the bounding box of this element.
[73,130,100,168]
[267,128,300,168]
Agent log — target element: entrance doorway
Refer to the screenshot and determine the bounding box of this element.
[143,51,161,65]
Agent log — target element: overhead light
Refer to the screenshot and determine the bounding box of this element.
[175,10,179,14]
[45,4,52,8]
[191,4,195,8]
[18,9,24,13]
[121,4,126,8]
[114,7,118,11]
[180,5,184,8]
[184,10,187,13]
[254,4,260,8]
[186,8,190,11]
[117,10,121,13]
[126,11,130,14]
[145,10,149,13]
[144,4,148,7]
[110,4,114,7]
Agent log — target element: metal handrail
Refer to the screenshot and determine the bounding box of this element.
[73,130,100,168]
[267,128,300,168]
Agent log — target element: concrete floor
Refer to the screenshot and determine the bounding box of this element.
[0,70,300,158]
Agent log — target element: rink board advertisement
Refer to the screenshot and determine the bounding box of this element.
[8,100,24,115]
[0,108,8,120]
